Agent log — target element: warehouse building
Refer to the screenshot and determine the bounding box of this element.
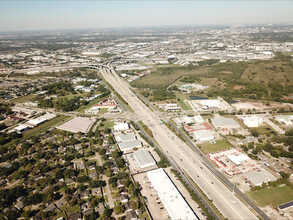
[193,130,214,142]
[147,169,198,220]
[243,169,277,186]
[242,115,263,128]
[133,150,156,168]
[114,122,129,132]
[211,116,240,131]
[115,133,136,143]
[118,140,142,152]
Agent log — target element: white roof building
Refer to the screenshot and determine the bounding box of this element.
[118,140,142,152]
[226,154,250,166]
[115,133,136,143]
[164,103,181,111]
[147,169,198,220]
[193,130,214,142]
[200,99,220,108]
[275,115,293,126]
[243,169,277,186]
[211,117,240,130]
[13,124,30,133]
[242,115,264,127]
[133,150,156,168]
[114,122,129,132]
[193,115,204,123]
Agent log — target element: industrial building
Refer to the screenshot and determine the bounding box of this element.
[115,133,136,143]
[243,169,277,186]
[147,168,198,220]
[118,140,142,152]
[133,150,156,168]
[211,116,240,130]
[193,130,214,142]
[242,115,264,128]
[164,103,181,111]
[26,113,56,127]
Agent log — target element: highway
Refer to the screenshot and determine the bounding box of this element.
[99,64,258,220]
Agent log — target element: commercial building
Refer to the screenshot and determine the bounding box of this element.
[211,116,240,130]
[118,140,142,152]
[147,168,198,220]
[115,133,136,143]
[242,115,263,128]
[243,169,277,186]
[226,154,250,166]
[133,150,156,168]
[164,103,181,111]
[193,130,214,142]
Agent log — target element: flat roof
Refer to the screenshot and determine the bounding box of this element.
[193,129,214,138]
[211,117,240,127]
[227,154,249,165]
[147,168,198,220]
[115,133,136,143]
[279,200,293,210]
[56,117,93,133]
[243,169,277,186]
[118,140,142,151]
[133,150,156,167]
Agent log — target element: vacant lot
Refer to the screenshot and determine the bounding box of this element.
[11,94,35,104]
[176,93,191,110]
[246,185,293,207]
[199,139,233,154]
[241,61,293,84]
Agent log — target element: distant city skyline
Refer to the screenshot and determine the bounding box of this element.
[0,1,292,31]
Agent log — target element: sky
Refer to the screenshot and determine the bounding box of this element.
[0,1,292,31]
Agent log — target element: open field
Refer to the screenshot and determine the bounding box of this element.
[199,139,233,154]
[241,61,293,84]
[11,94,35,104]
[176,93,192,110]
[246,185,293,207]
[253,125,276,135]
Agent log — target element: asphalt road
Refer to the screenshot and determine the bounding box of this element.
[99,64,259,220]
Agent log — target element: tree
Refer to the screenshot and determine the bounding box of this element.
[114,203,125,214]
[103,208,113,217]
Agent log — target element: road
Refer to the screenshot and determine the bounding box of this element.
[99,64,258,220]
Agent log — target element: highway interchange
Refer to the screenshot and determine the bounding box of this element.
[98,63,259,220]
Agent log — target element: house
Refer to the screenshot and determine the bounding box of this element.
[55,197,67,208]
[44,203,56,212]
[91,187,103,197]
[69,212,81,220]
[120,194,128,203]
[80,190,90,199]
[126,210,138,220]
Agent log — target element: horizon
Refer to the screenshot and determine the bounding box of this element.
[0,1,292,32]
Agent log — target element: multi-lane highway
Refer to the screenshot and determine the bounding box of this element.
[99,64,259,220]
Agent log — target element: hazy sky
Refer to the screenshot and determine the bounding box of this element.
[0,1,292,31]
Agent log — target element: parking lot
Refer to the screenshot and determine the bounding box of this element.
[208,148,261,177]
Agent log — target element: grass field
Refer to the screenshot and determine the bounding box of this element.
[75,95,110,113]
[176,93,191,110]
[246,185,293,207]
[12,94,35,104]
[199,139,233,154]
[253,125,275,135]
[23,115,71,138]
